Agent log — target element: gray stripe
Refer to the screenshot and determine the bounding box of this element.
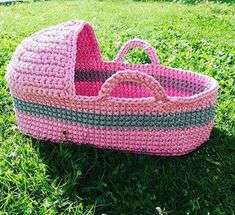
[13,97,215,129]
[14,98,215,129]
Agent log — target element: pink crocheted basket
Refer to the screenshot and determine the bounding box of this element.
[6,20,218,156]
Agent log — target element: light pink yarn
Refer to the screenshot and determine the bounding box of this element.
[6,20,219,156]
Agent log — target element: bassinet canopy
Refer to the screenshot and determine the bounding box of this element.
[6,20,102,99]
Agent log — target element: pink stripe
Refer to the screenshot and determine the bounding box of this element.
[75,81,195,97]
[76,81,153,98]
[75,82,103,96]
[16,111,214,156]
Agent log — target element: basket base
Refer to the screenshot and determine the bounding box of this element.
[16,111,214,156]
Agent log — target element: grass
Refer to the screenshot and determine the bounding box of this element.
[0,0,234,214]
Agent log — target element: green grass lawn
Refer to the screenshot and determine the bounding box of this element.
[0,0,234,214]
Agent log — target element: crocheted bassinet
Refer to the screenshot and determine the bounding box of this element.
[6,20,218,156]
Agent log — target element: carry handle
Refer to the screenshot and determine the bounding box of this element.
[114,39,160,65]
[97,70,169,102]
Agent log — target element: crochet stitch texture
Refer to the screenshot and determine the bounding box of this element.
[5,20,219,156]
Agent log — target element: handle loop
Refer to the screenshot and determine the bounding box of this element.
[114,39,160,65]
[97,70,168,102]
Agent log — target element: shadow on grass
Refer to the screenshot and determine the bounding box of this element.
[33,127,234,214]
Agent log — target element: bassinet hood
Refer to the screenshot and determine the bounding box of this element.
[5,20,102,99]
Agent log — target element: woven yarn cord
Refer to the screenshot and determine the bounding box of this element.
[5,20,218,156]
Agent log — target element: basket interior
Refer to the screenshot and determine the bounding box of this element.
[74,69,211,98]
[74,25,210,99]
